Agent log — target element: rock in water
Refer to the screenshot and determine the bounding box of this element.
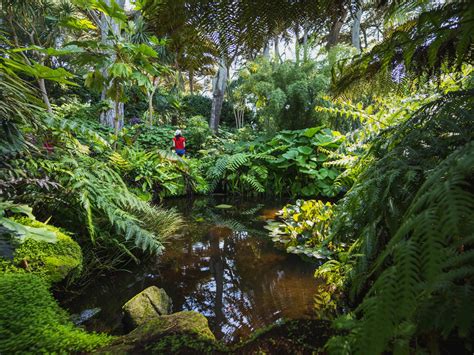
[70,307,101,325]
[122,286,172,330]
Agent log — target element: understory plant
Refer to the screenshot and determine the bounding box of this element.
[1,56,183,264]
[204,127,344,197]
[267,199,337,259]
[109,146,208,198]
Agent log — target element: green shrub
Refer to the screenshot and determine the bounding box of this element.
[204,126,344,197]
[109,147,208,198]
[183,116,212,152]
[182,94,235,126]
[235,58,330,132]
[0,273,111,353]
[128,124,176,151]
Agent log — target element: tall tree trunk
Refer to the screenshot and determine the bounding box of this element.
[274,35,281,63]
[326,6,348,50]
[294,25,301,64]
[147,92,154,125]
[189,70,194,95]
[210,56,227,134]
[303,26,309,62]
[113,89,121,150]
[351,1,363,52]
[263,40,270,58]
[38,78,53,114]
[362,26,368,49]
[100,0,125,129]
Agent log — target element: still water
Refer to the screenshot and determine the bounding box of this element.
[61,196,319,343]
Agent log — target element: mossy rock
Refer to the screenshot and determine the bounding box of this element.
[0,217,83,283]
[0,273,111,353]
[122,286,172,330]
[98,311,218,354]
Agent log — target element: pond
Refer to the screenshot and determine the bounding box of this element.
[60,196,321,343]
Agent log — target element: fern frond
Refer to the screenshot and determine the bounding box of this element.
[241,174,265,193]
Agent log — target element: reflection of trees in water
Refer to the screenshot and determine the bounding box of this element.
[158,198,317,342]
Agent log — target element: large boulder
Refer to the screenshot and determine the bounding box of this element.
[122,286,172,330]
[98,311,218,354]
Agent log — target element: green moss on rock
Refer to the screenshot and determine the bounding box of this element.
[99,311,217,354]
[1,217,83,283]
[0,273,111,353]
[122,286,172,330]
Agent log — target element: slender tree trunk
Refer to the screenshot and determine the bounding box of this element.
[263,40,270,58]
[274,35,281,63]
[33,43,53,114]
[147,92,154,125]
[113,86,121,150]
[351,2,363,52]
[294,25,301,64]
[189,70,194,95]
[326,6,348,50]
[362,26,368,49]
[234,105,245,129]
[38,78,53,114]
[210,56,228,134]
[303,26,309,62]
[100,0,125,129]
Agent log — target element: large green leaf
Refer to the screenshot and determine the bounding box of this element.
[282,149,299,160]
[297,146,313,155]
[303,126,323,137]
[1,218,57,243]
[109,63,132,78]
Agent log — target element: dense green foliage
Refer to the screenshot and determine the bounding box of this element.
[203,127,344,196]
[181,95,236,127]
[0,273,111,353]
[325,90,474,354]
[266,86,474,354]
[1,0,473,353]
[236,58,331,131]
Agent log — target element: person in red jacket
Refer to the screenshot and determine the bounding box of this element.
[172,129,186,157]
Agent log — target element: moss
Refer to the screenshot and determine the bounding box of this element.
[1,217,83,283]
[0,273,112,353]
[122,286,172,330]
[98,317,333,354]
[98,311,218,354]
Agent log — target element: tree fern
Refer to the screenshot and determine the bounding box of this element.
[324,89,474,353]
[341,142,474,354]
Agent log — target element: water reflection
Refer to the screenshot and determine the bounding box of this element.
[158,197,318,342]
[61,197,319,343]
